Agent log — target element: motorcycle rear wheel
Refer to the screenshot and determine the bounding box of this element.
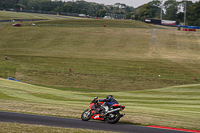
[81,109,91,121]
[106,112,120,124]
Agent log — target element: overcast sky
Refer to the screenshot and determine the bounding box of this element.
[63,0,199,8]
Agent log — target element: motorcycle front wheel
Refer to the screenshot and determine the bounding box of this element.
[81,109,91,121]
[106,112,120,124]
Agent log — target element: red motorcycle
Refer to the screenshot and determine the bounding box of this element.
[81,97,125,124]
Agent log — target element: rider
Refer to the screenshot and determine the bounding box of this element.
[98,95,119,114]
[99,95,118,106]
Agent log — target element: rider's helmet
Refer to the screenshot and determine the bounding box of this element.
[106,95,113,101]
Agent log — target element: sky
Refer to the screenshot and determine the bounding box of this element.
[63,0,200,8]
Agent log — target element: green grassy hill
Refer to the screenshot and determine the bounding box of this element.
[0,78,200,130]
[0,16,200,91]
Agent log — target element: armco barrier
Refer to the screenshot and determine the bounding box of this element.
[177,25,200,29]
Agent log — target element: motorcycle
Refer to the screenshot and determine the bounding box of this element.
[81,97,125,124]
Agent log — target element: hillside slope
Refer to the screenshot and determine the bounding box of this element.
[0,16,200,91]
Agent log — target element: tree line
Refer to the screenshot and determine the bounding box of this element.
[0,0,134,18]
[134,0,200,26]
[0,0,200,26]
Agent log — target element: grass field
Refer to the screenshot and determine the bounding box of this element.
[0,20,200,91]
[0,11,200,131]
[0,78,200,130]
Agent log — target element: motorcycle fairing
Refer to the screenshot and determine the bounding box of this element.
[90,102,105,120]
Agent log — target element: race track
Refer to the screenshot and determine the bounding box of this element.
[0,111,190,133]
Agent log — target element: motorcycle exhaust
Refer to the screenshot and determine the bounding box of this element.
[104,108,121,115]
[120,113,125,117]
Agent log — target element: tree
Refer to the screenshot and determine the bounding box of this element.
[187,1,200,26]
[126,12,132,19]
[27,0,40,10]
[133,2,160,20]
[176,12,184,23]
[80,9,87,15]
[62,2,73,12]
[87,2,95,16]
[0,0,5,8]
[39,1,52,11]
[179,0,193,13]
[3,0,15,8]
[41,5,51,11]
[96,9,107,17]
[148,0,161,7]
[18,0,28,8]
[163,0,178,20]
[14,4,25,10]
[125,6,134,13]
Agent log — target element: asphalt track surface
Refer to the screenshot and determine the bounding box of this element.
[0,111,191,133]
